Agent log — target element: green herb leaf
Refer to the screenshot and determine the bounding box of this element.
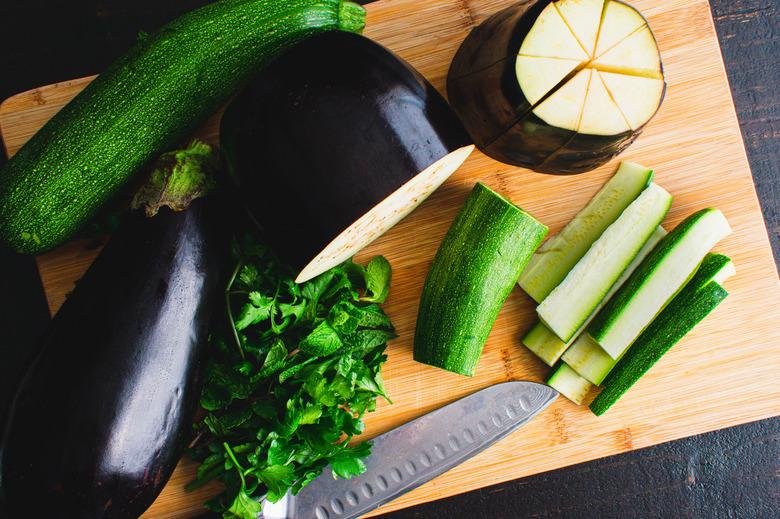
[362,256,391,303]
[189,236,395,516]
[299,321,343,356]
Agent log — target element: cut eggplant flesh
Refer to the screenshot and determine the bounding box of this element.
[532,68,592,131]
[222,31,473,283]
[592,26,662,78]
[519,3,589,60]
[600,71,666,130]
[593,0,647,57]
[296,145,474,283]
[448,0,664,173]
[516,56,582,105]
[554,0,605,55]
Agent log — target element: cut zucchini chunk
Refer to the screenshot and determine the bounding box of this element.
[520,161,654,303]
[592,26,662,79]
[533,68,592,131]
[414,183,548,376]
[589,208,732,358]
[554,0,605,55]
[548,362,593,405]
[523,225,666,366]
[590,254,734,415]
[594,1,647,58]
[519,3,590,60]
[516,56,583,105]
[562,333,615,385]
[537,183,671,342]
[600,72,666,130]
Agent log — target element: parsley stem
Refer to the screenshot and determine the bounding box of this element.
[226,261,245,360]
[223,442,247,489]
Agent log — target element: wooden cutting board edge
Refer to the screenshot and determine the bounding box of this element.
[2,0,780,517]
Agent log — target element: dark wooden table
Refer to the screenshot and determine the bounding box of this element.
[0,1,777,517]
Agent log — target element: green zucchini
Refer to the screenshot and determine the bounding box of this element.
[590,254,733,415]
[561,332,616,385]
[566,253,735,386]
[589,208,732,358]
[0,0,365,254]
[547,362,592,405]
[523,226,666,366]
[519,161,654,303]
[537,183,671,342]
[414,183,548,376]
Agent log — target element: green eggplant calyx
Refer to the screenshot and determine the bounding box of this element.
[131,140,219,217]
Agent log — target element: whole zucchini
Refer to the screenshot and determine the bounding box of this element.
[0,0,365,254]
[0,145,230,517]
[414,183,548,376]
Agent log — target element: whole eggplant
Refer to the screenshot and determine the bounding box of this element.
[0,193,229,517]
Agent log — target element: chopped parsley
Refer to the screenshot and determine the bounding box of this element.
[188,235,394,517]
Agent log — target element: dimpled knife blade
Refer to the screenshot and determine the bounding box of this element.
[261,381,558,519]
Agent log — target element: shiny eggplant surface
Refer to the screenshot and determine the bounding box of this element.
[447,0,549,149]
[1,198,229,518]
[221,30,473,283]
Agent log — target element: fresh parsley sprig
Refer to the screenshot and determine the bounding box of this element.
[189,235,395,517]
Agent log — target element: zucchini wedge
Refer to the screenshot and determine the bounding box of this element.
[547,362,592,405]
[524,225,666,366]
[589,208,732,358]
[519,161,654,303]
[566,253,735,386]
[537,183,671,342]
[590,254,734,415]
[414,183,547,376]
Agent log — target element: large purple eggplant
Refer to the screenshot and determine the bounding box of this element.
[1,144,229,517]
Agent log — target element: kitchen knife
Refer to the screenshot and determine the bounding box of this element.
[261,381,557,519]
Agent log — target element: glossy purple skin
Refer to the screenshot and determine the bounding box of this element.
[1,198,228,518]
[221,31,471,273]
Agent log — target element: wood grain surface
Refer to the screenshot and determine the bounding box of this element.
[1,0,779,517]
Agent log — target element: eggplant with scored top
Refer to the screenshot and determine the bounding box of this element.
[1,143,230,518]
[448,0,665,174]
[221,31,474,283]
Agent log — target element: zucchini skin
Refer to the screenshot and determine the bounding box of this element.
[590,271,729,416]
[414,183,547,376]
[0,0,365,254]
[1,198,230,517]
[588,208,718,344]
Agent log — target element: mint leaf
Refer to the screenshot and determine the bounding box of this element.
[299,321,342,356]
[362,256,391,303]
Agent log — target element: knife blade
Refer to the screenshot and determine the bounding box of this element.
[261,381,557,519]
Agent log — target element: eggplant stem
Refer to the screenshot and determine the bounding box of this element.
[226,261,245,360]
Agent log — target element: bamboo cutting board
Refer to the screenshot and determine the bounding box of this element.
[2,0,780,516]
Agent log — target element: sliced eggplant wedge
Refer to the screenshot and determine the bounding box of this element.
[448,0,665,174]
[223,31,474,283]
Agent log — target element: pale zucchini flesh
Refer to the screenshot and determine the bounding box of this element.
[523,225,666,366]
[519,161,654,303]
[537,183,672,342]
[589,208,732,358]
[566,254,735,386]
[547,362,593,405]
[590,254,734,415]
